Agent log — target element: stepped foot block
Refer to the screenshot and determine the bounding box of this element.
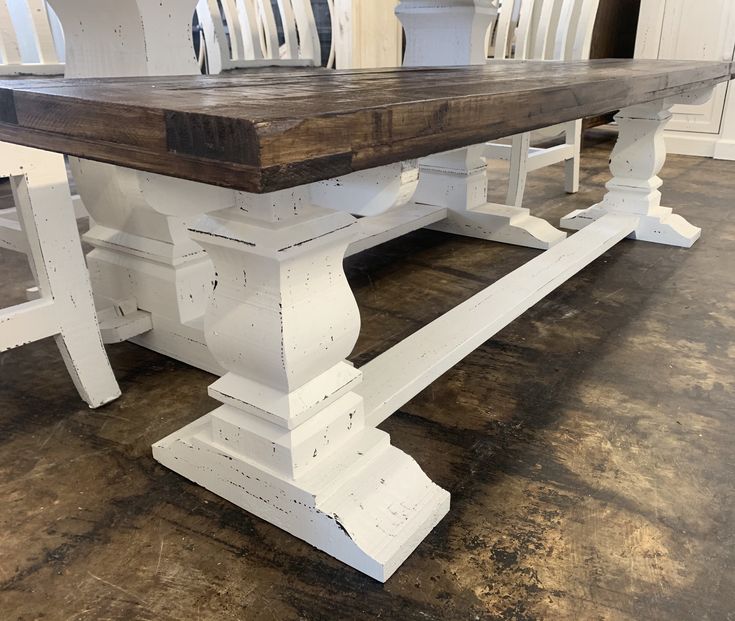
[153,416,450,582]
[561,206,701,248]
[429,203,567,250]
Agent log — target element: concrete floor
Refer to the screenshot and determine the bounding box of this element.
[1,130,734,620]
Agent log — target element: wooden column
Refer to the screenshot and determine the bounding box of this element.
[397,0,568,249]
[153,188,450,582]
[561,94,707,247]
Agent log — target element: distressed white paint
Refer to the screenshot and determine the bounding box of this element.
[397,0,496,66]
[0,0,69,254]
[0,2,117,407]
[34,0,422,375]
[153,188,449,582]
[0,142,120,407]
[3,0,709,580]
[311,163,419,218]
[561,96,705,247]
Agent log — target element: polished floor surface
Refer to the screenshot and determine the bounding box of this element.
[1,131,734,620]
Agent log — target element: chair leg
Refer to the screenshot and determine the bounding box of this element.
[564,119,582,194]
[506,132,531,207]
[12,161,121,408]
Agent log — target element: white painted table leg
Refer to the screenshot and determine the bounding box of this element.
[153,189,449,582]
[71,160,225,374]
[561,99,702,247]
[396,0,567,250]
[416,145,567,249]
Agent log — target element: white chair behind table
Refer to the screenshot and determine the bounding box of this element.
[195,0,324,72]
[485,0,600,208]
[0,0,120,408]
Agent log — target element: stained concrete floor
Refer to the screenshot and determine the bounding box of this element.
[1,130,734,620]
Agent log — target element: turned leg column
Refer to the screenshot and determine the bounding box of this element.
[153,188,449,582]
[395,0,567,249]
[561,98,703,247]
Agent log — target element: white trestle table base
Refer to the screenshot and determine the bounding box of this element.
[0,55,732,582]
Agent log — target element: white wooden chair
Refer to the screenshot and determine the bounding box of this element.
[196,0,324,73]
[0,0,63,73]
[485,0,600,207]
[0,0,120,408]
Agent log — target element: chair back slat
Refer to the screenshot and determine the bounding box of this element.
[255,0,280,59]
[0,0,64,74]
[221,0,248,61]
[572,0,599,60]
[25,0,59,63]
[514,0,535,59]
[0,1,23,65]
[531,0,564,59]
[197,0,227,71]
[237,0,265,60]
[552,0,577,59]
[493,0,517,59]
[290,0,320,64]
[492,0,599,61]
[197,0,322,72]
[276,0,300,59]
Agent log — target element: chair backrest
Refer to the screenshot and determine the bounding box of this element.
[196,0,323,74]
[492,0,599,61]
[0,0,64,74]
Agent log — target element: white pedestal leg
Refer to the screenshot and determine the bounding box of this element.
[396,0,567,249]
[153,189,449,582]
[561,99,702,247]
[46,0,224,368]
[416,146,567,249]
[72,159,227,374]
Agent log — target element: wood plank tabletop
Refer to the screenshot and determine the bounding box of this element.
[0,59,732,193]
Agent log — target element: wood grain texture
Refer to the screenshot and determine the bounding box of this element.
[0,59,733,193]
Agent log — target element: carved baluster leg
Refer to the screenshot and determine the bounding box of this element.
[561,97,703,247]
[396,0,567,250]
[153,188,449,582]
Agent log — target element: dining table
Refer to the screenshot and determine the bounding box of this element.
[0,57,732,581]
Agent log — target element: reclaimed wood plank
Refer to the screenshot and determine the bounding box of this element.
[0,60,732,193]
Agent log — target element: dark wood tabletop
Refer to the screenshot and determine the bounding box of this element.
[0,59,732,193]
